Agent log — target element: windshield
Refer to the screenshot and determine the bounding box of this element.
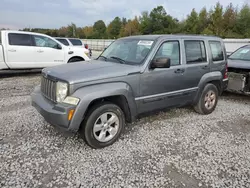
[56,38,69,46]
[69,39,83,46]
[98,39,155,65]
[229,46,250,61]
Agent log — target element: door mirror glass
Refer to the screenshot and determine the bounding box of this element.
[151,57,171,69]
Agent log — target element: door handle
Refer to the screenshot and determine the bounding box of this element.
[174,69,185,74]
[37,50,44,53]
[8,49,16,52]
[202,65,209,70]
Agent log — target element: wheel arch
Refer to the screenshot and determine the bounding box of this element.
[68,82,138,132]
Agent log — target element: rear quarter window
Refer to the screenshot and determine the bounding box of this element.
[8,33,33,46]
[56,38,69,46]
[69,39,83,46]
[209,41,224,61]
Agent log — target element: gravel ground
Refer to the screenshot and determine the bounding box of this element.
[1,74,250,188]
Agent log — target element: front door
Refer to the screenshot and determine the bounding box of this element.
[6,33,37,69]
[32,35,65,68]
[137,40,196,114]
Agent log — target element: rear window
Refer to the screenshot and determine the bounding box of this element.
[8,33,33,46]
[69,39,82,46]
[56,38,69,46]
[209,41,224,61]
[184,40,207,64]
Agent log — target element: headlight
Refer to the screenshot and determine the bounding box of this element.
[63,96,80,105]
[56,82,68,102]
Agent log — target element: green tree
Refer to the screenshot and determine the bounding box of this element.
[223,3,238,37]
[208,2,224,36]
[236,4,250,37]
[198,7,209,33]
[67,23,77,37]
[185,8,199,34]
[139,11,152,34]
[93,20,106,39]
[107,17,122,39]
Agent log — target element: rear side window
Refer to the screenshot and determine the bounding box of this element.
[8,33,33,46]
[56,38,69,46]
[69,39,82,46]
[209,41,224,61]
[184,40,207,64]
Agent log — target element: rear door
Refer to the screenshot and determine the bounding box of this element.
[182,39,210,89]
[5,33,37,69]
[32,34,65,67]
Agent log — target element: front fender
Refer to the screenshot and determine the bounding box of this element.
[68,82,137,131]
[193,71,223,103]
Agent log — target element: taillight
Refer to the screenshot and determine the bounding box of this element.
[224,63,228,79]
[85,44,88,49]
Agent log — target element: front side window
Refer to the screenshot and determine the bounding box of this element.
[154,41,180,66]
[8,33,33,46]
[98,39,155,65]
[33,35,59,49]
[209,41,224,61]
[56,38,69,46]
[228,46,250,61]
[69,39,82,46]
[185,40,207,64]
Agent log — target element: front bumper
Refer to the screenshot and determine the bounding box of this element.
[31,86,77,132]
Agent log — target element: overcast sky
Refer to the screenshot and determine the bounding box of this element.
[0,0,246,29]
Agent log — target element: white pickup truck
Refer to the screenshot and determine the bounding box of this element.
[0,30,90,70]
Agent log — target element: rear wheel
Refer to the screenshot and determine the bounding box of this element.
[80,102,125,149]
[68,57,84,63]
[194,83,219,115]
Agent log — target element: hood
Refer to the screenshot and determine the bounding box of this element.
[42,60,141,84]
[228,58,250,69]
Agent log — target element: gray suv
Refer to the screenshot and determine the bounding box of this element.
[31,35,228,149]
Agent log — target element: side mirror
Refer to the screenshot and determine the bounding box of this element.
[151,57,171,69]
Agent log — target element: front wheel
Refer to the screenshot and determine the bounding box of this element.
[80,102,125,149]
[194,83,219,115]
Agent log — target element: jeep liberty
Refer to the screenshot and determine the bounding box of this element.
[31,35,229,149]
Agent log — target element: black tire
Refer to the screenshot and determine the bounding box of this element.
[68,57,84,63]
[194,83,219,115]
[80,102,125,149]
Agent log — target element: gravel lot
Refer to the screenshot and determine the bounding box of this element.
[1,74,250,188]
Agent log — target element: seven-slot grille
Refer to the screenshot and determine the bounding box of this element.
[41,76,57,102]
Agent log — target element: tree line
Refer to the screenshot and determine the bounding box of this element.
[3,2,250,39]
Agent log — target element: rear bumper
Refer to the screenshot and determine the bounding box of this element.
[222,78,229,92]
[31,86,77,132]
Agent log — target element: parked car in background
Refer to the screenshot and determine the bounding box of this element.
[32,34,228,149]
[55,37,92,57]
[227,45,250,94]
[0,30,90,70]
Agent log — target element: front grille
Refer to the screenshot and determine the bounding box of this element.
[41,76,57,102]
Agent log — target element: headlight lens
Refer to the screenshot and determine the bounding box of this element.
[63,96,80,105]
[56,82,68,102]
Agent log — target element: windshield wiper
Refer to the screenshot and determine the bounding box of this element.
[110,56,126,64]
[98,55,108,61]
